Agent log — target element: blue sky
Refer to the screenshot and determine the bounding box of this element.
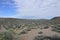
[0,0,17,17]
[0,0,60,19]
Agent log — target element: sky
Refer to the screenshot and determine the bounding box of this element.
[0,0,60,19]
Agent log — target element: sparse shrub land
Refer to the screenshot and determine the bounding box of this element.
[0,17,60,40]
[0,30,14,40]
[34,35,60,40]
[0,32,5,40]
[51,24,60,33]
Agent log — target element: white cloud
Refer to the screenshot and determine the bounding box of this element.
[14,0,60,19]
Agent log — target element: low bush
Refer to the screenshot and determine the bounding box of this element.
[4,31,13,40]
[34,35,45,40]
[0,30,14,40]
[26,28,31,31]
[19,30,27,35]
[51,24,60,33]
[34,35,60,40]
[38,31,43,34]
[0,32,5,40]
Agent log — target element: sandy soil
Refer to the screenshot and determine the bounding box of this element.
[20,29,40,40]
[20,27,60,40]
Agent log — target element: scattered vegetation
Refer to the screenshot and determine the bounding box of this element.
[19,30,27,35]
[44,25,49,29]
[0,30,14,40]
[51,24,60,33]
[34,35,60,40]
[34,35,46,40]
[38,31,43,34]
[0,17,60,40]
[0,32,5,40]
[26,28,31,31]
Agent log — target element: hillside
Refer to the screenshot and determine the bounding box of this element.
[0,17,60,29]
[51,16,60,21]
[0,18,50,29]
[51,17,60,24]
[0,17,60,40]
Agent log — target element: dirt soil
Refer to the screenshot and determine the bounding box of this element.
[20,27,60,40]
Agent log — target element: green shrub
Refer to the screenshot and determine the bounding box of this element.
[19,30,27,35]
[0,30,14,40]
[4,31,13,40]
[0,32,5,40]
[52,24,60,33]
[44,26,49,29]
[34,35,60,40]
[38,31,43,34]
[34,35,45,40]
[50,35,60,40]
[26,28,31,31]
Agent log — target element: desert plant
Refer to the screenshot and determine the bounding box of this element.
[34,35,46,40]
[52,24,60,33]
[38,31,43,34]
[0,32,5,40]
[34,35,60,40]
[4,30,14,40]
[26,28,31,31]
[0,30,14,40]
[50,35,60,40]
[19,30,27,35]
[44,26,49,29]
